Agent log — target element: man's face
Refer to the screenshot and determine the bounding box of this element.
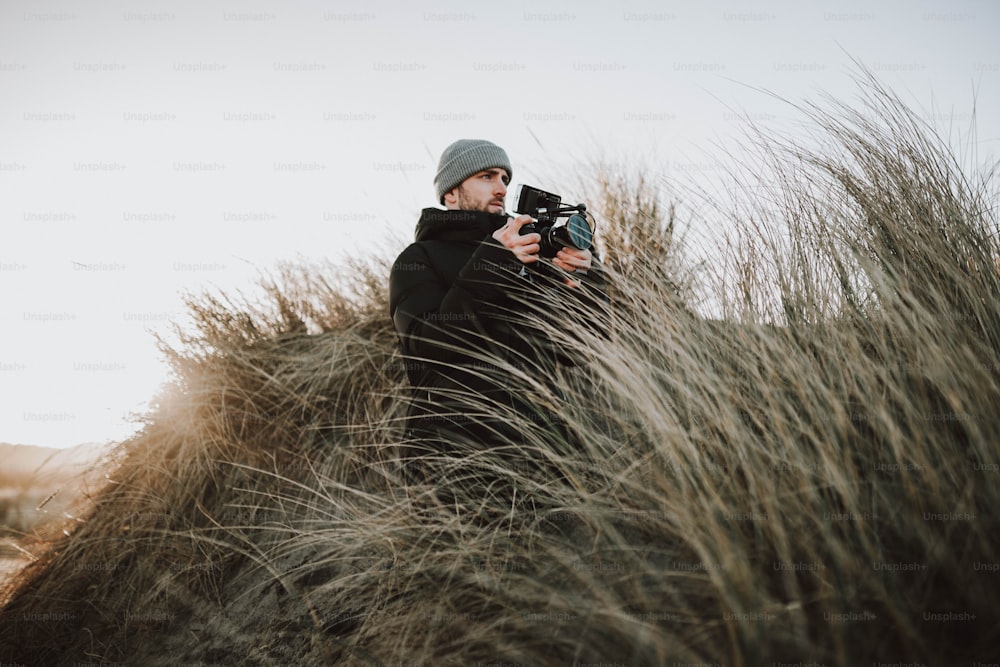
[444,168,510,214]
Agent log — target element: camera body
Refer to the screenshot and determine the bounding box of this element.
[513,184,593,258]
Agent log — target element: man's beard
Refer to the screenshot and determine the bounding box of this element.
[456,187,502,213]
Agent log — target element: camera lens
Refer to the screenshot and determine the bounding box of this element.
[566,214,593,250]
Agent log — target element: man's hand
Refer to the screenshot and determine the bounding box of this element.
[552,247,592,274]
[553,247,593,288]
[492,214,541,264]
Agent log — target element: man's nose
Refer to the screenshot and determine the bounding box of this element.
[495,180,507,197]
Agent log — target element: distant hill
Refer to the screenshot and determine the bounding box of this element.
[0,442,110,485]
[0,441,112,548]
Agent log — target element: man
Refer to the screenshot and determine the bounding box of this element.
[389,139,606,464]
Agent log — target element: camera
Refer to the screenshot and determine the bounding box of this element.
[513,184,594,258]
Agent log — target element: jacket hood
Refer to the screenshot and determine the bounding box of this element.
[415,208,509,243]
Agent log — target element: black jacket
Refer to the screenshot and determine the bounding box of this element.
[389,208,607,439]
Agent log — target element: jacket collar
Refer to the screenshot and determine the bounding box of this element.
[415,207,508,243]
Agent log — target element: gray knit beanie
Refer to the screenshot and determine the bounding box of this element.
[434,139,512,204]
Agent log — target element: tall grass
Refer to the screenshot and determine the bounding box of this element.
[2,77,998,666]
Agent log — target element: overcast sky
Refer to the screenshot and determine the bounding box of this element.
[2,0,997,449]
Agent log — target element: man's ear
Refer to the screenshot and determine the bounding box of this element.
[442,187,459,208]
